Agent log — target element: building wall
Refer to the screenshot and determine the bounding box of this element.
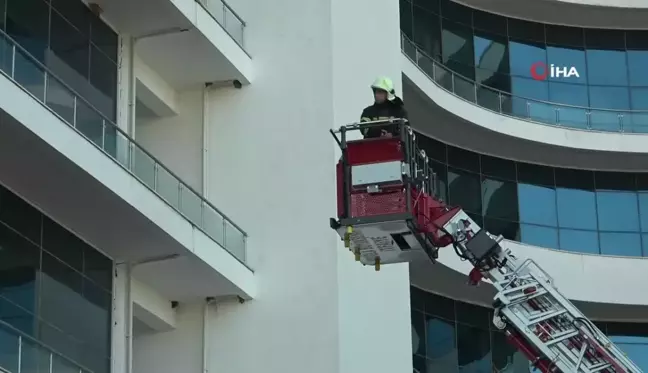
[132,0,412,372]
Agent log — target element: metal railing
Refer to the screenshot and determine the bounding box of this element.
[401,33,648,134]
[0,30,248,265]
[196,0,246,50]
[0,319,92,373]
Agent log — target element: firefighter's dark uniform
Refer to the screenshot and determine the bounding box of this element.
[360,97,408,138]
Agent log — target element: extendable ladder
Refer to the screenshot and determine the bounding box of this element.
[488,248,642,373]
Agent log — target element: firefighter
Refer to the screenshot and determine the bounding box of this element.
[360,76,408,138]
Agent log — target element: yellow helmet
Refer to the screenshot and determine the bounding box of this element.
[371,76,396,101]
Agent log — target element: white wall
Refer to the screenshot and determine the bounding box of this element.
[132,0,411,372]
[135,89,204,192]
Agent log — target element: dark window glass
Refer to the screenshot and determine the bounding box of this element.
[466,212,483,228]
[413,6,441,60]
[447,146,479,172]
[482,177,517,221]
[425,315,459,372]
[51,0,91,35]
[0,0,5,30]
[448,168,481,213]
[42,217,84,271]
[517,163,554,186]
[424,291,454,320]
[400,0,413,40]
[456,324,491,372]
[520,224,558,249]
[492,332,529,371]
[599,232,641,256]
[546,25,584,47]
[0,222,40,313]
[518,183,557,226]
[559,229,599,254]
[81,279,111,359]
[412,310,426,356]
[40,252,83,340]
[442,19,474,69]
[546,46,587,85]
[413,0,439,15]
[472,9,506,36]
[455,302,489,329]
[556,188,597,230]
[595,171,636,191]
[473,31,509,77]
[440,0,471,25]
[596,192,639,232]
[413,355,428,373]
[411,286,426,311]
[418,136,447,163]
[83,246,112,291]
[49,10,90,87]
[507,18,545,43]
[0,186,42,244]
[586,50,628,86]
[555,168,594,190]
[0,294,36,337]
[89,45,117,120]
[5,0,49,62]
[584,29,625,50]
[627,31,648,50]
[480,155,515,180]
[430,160,448,202]
[90,11,117,62]
[483,217,519,241]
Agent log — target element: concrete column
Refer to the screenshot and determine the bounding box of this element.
[116,35,134,166]
[111,264,130,373]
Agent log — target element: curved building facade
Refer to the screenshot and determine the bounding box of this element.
[410,287,648,372]
[400,0,648,132]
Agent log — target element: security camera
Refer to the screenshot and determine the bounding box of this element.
[233,80,242,89]
[171,301,179,309]
[237,296,245,304]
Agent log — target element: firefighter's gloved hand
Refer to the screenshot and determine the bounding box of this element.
[381,130,393,138]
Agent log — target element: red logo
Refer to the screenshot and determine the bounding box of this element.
[530,62,548,81]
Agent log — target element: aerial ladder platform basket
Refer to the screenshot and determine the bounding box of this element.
[329,119,643,373]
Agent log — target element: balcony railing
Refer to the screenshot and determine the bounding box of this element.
[196,0,246,50]
[401,33,648,134]
[0,320,92,373]
[0,30,248,265]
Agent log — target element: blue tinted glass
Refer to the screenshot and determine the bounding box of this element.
[559,229,599,254]
[596,192,640,232]
[628,51,648,87]
[510,77,550,121]
[586,50,628,86]
[613,343,648,370]
[630,88,648,110]
[548,82,588,129]
[509,40,546,77]
[520,224,558,249]
[518,184,557,226]
[546,46,587,84]
[599,232,641,256]
[639,193,648,232]
[589,86,630,109]
[556,188,597,230]
[474,36,508,73]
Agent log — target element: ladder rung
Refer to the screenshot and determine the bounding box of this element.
[526,309,567,326]
[510,289,548,304]
[545,329,580,346]
[590,363,612,372]
[501,282,539,296]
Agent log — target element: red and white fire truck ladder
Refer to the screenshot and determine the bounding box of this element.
[330,120,643,373]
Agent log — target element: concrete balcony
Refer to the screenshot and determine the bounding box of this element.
[93,0,253,88]
[0,30,256,303]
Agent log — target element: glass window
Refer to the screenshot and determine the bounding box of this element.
[424,292,455,320]
[0,186,42,244]
[518,184,557,226]
[508,18,545,43]
[413,6,441,60]
[40,252,83,339]
[0,222,40,313]
[483,217,519,241]
[599,232,641,256]
[596,192,640,232]
[440,0,471,25]
[413,0,439,14]
[419,136,447,163]
[430,160,448,202]
[546,25,584,47]
[638,193,648,232]
[480,155,515,181]
[442,19,474,68]
[412,310,426,356]
[447,146,479,172]
[90,15,118,62]
[556,188,597,230]
[517,163,554,187]
[546,46,587,85]
[558,229,599,254]
[472,10,506,36]
[0,294,36,336]
[455,302,489,329]
[482,177,518,221]
[630,88,648,110]
[49,10,91,88]
[83,246,112,291]
[89,45,117,120]
[448,168,482,213]
[51,0,91,36]
[584,29,625,50]
[548,82,588,106]
[401,0,413,40]
[411,286,426,311]
[628,51,648,87]
[627,30,648,50]
[492,332,530,372]
[42,216,85,272]
[425,315,459,373]
[473,32,509,76]
[595,171,636,191]
[509,40,546,78]
[456,324,491,372]
[555,168,594,190]
[586,50,628,86]
[589,86,630,109]
[5,0,49,62]
[520,224,558,249]
[509,77,550,121]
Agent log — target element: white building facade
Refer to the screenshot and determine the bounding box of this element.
[2,0,648,373]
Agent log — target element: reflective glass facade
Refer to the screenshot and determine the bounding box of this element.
[0,183,113,373]
[400,0,648,132]
[0,0,118,120]
[411,287,648,372]
[418,135,648,257]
